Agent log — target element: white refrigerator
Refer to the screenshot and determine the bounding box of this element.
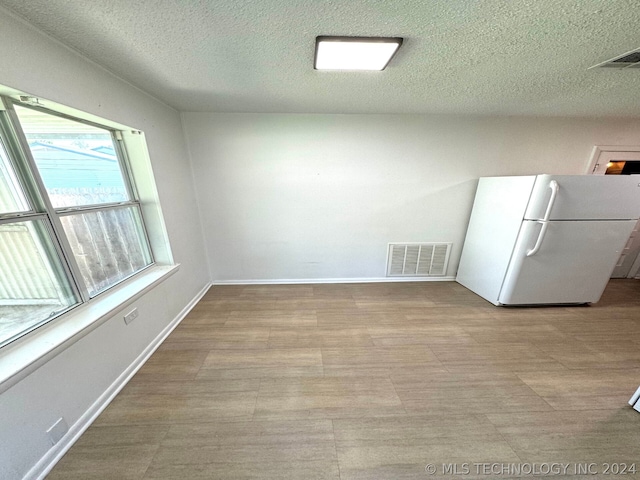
[456,174,640,306]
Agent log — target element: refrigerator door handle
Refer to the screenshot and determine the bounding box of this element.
[526,180,559,257]
[526,221,550,256]
[541,180,560,222]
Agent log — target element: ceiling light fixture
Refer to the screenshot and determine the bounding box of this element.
[314,36,403,71]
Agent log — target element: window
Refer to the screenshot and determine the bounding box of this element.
[0,97,154,347]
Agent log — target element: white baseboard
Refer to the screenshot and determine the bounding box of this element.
[213,276,456,285]
[27,282,212,480]
[630,385,640,407]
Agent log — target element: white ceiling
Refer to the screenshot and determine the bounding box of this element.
[2,0,640,116]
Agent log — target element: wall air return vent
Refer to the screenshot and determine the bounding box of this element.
[387,243,452,277]
[590,48,640,69]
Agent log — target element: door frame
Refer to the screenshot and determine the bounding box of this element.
[588,145,640,278]
[587,145,640,174]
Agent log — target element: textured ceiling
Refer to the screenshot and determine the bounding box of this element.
[1,0,640,116]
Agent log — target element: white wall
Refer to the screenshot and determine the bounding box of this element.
[183,112,640,282]
[0,9,209,480]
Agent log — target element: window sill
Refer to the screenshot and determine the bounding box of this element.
[0,264,179,394]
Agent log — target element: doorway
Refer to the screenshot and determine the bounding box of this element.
[588,146,640,278]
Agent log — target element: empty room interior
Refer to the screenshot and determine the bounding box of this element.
[2,1,640,479]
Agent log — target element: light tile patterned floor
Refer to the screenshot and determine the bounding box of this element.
[47,280,640,479]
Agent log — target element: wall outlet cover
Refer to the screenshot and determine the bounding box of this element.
[124,308,139,325]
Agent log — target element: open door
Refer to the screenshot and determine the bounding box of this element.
[588,146,640,278]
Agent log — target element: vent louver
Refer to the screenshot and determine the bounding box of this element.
[387,243,452,277]
[591,48,640,69]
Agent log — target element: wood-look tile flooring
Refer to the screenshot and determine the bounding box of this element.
[47,280,640,479]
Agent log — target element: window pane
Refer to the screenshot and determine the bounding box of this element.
[0,137,30,214]
[14,105,129,208]
[0,219,78,346]
[60,206,152,297]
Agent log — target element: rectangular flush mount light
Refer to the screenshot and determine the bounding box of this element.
[314,36,403,71]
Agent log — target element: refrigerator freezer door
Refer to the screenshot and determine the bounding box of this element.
[498,219,637,305]
[524,175,640,221]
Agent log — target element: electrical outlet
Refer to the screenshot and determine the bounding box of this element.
[46,417,68,446]
[123,308,139,325]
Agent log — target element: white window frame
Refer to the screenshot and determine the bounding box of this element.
[0,91,178,390]
[11,100,154,298]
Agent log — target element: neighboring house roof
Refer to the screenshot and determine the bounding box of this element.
[91,145,116,155]
[28,141,123,189]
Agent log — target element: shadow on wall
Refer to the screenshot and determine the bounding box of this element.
[211,178,479,281]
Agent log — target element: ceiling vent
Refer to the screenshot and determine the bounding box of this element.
[590,48,640,69]
[387,243,451,277]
